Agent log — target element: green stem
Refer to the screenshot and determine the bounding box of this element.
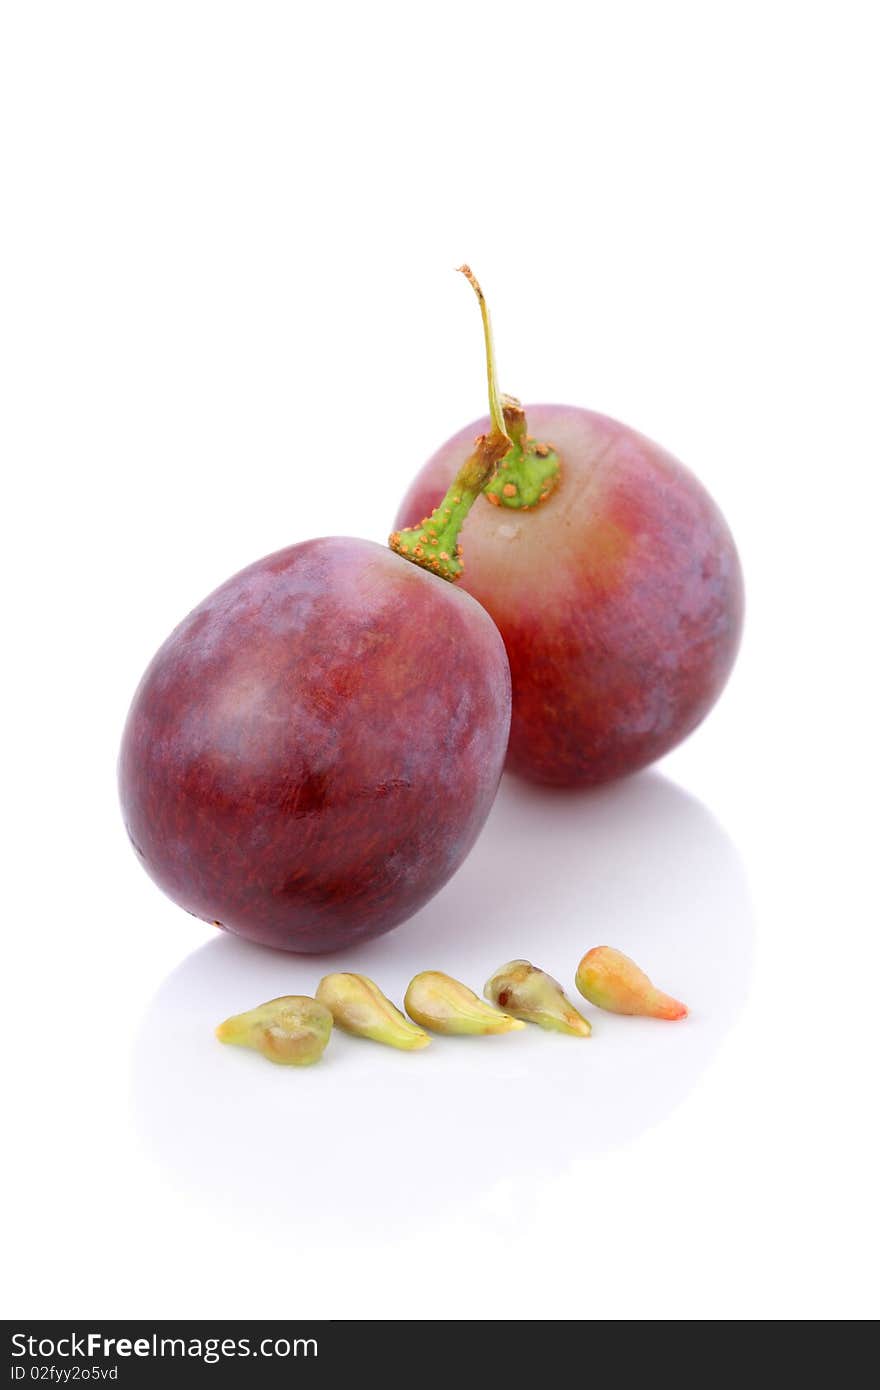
[389,267,511,582]
[457,264,507,440]
[388,266,562,581]
[456,271,562,510]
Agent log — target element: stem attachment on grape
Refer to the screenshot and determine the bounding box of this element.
[483,433,561,510]
[389,266,512,582]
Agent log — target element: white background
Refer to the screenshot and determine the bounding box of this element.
[2,1,878,1321]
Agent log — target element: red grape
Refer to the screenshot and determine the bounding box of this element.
[119,537,510,952]
[395,403,743,786]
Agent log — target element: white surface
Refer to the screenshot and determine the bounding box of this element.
[2,1,878,1321]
